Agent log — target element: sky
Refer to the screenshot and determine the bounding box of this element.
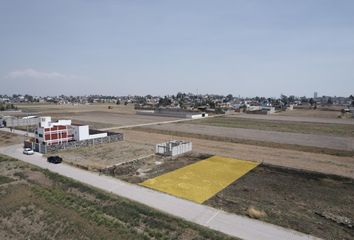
[0,0,354,97]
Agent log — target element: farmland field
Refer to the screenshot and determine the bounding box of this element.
[141,123,354,152]
[14,103,183,130]
[120,129,354,179]
[191,115,354,137]
[0,154,235,240]
[140,156,258,203]
[205,164,354,240]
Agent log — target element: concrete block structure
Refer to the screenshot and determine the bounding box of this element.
[155,140,192,157]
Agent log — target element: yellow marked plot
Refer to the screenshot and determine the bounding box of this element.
[140,156,259,203]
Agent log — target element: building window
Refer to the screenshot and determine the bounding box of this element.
[39,133,43,138]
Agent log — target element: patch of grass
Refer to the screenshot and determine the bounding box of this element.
[0,158,236,240]
[0,175,15,184]
[191,116,354,137]
[34,171,235,240]
[0,154,16,162]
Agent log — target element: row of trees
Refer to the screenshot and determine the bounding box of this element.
[0,103,17,111]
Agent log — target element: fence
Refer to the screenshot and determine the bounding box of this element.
[4,117,40,127]
[34,132,124,154]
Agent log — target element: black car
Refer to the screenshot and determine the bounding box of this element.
[47,156,63,164]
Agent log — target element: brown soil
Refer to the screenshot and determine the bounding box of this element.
[52,141,154,170]
[277,108,342,119]
[143,123,354,152]
[205,164,354,240]
[120,129,354,179]
[103,152,212,184]
[0,132,23,147]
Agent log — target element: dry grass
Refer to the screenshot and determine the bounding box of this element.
[52,141,154,170]
[206,164,354,240]
[277,108,342,119]
[0,154,236,240]
[192,115,354,137]
[0,132,23,147]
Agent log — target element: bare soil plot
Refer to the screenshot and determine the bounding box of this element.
[120,129,354,179]
[277,108,342,119]
[16,103,136,115]
[228,113,354,125]
[0,131,23,147]
[0,155,235,240]
[102,152,212,184]
[205,164,354,240]
[66,111,182,128]
[143,123,354,152]
[193,115,354,137]
[51,141,154,170]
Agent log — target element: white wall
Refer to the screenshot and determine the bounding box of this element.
[72,125,89,141]
[88,133,107,140]
[189,113,208,119]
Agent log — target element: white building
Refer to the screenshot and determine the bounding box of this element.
[35,116,107,146]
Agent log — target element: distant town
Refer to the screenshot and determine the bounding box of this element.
[1,92,354,114]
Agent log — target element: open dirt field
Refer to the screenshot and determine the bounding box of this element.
[205,164,354,240]
[143,123,354,152]
[141,156,258,203]
[102,152,212,184]
[0,155,234,240]
[192,115,354,137]
[0,131,23,147]
[65,111,182,128]
[51,141,154,170]
[15,103,184,129]
[228,113,354,125]
[120,129,354,179]
[277,108,343,119]
[15,103,136,115]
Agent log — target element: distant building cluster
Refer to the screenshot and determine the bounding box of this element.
[1,92,353,115]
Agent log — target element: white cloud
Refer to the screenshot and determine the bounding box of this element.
[6,68,82,81]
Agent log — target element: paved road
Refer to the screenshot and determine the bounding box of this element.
[146,123,354,151]
[227,113,354,125]
[0,144,319,240]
